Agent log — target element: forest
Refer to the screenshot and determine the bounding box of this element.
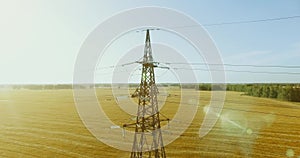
[197,83,300,102]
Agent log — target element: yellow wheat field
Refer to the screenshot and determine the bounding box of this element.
[0,88,300,157]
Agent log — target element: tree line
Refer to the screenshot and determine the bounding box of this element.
[11,84,73,90]
[7,83,300,102]
[197,83,300,102]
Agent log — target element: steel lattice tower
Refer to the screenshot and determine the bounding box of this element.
[124,29,166,158]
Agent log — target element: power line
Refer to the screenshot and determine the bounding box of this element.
[162,62,300,69]
[94,14,300,71]
[94,15,300,72]
[97,61,300,71]
[172,67,300,75]
[205,15,300,26]
[95,67,300,79]
[96,61,138,70]
[170,15,300,29]
[96,61,170,71]
[95,62,300,76]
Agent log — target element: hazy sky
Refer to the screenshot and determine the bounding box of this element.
[1,0,300,84]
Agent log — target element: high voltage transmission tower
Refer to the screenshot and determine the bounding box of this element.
[123,29,168,158]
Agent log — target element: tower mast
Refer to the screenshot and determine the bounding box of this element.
[124,29,167,158]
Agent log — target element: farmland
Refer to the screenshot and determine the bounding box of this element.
[0,88,300,157]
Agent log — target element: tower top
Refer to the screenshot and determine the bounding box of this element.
[143,29,153,63]
[145,29,150,43]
